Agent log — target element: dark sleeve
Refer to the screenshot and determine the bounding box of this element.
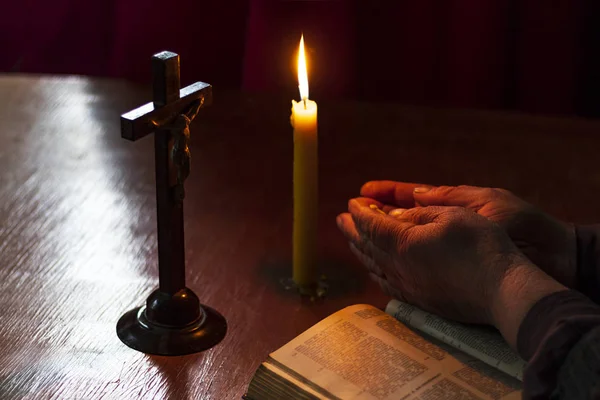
[518,290,600,400]
[575,225,600,303]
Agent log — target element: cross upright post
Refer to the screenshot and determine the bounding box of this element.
[116,51,226,356]
[152,51,186,295]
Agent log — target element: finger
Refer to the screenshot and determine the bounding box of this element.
[347,196,385,210]
[368,273,406,301]
[381,204,398,214]
[347,197,392,218]
[348,198,415,253]
[368,272,393,297]
[336,212,361,244]
[337,212,395,271]
[360,181,433,208]
[349,242,386,279]
[389,208,406,217]
[413,185,504,210]
[388,205,453,226]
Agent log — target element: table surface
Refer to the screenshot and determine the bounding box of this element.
[1,75,600,400]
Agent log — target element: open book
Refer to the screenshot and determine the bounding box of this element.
[245,301,525,400]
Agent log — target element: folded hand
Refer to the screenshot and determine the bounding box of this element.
[360,181,577,288]
[337,197,535,326]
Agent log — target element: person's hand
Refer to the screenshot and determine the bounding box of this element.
[337,198,525,325]
[361,181,577,288]
[336,198,566,348]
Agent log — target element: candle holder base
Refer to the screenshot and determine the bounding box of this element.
[281,276,328,301]
[117,288,227,356]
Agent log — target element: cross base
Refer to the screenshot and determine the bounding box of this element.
[117,288,227,356]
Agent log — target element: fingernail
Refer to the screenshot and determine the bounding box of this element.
[389,208,406,216]
[369,204,387,215]
[336,215,343,227]
[414,187,431,194]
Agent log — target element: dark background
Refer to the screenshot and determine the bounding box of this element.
[2,0,599,117]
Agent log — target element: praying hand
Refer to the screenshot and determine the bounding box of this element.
[337,181,600,400]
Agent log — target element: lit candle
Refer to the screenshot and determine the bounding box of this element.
[290,35,318,289]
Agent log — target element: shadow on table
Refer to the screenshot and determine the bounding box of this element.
[258,258,367,302]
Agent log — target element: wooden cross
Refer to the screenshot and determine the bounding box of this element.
[121,51,212,295]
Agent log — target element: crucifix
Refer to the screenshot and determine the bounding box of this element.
[117,51,227,356]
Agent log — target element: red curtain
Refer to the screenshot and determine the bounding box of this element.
[2,0,598,117]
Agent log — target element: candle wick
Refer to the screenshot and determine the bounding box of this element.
[303,98,307,110]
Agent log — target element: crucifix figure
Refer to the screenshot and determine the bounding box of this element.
[117,51,227,356]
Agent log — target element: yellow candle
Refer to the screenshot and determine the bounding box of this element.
[290,35,318,288]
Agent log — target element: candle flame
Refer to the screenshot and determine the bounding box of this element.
[298,34,309,100]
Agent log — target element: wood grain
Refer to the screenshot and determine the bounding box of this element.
[1,75,600,399]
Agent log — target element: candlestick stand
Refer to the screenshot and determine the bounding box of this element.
[282,276,328,301]
[116,51,226,356]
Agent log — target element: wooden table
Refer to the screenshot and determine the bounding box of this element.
[1,75,600,399]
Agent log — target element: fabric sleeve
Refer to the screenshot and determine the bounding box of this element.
[517,290,600,399]
[575,225,600,303]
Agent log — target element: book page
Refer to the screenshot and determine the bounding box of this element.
[385,299,526,381]
[267,304,521,400]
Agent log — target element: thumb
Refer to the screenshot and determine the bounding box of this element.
[413,185,490,209]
